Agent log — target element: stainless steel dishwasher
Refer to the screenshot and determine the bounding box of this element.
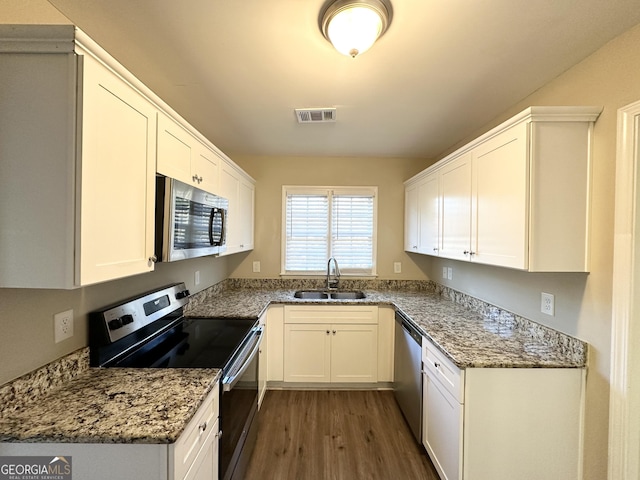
[394,310,423,443]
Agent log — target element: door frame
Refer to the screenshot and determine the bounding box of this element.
[609,99,640,479]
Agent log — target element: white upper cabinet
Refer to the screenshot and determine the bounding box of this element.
[157,112,221,195]
[404,170,440,255]
[0,25,157,288]
[405,106,601,272]
[439,153,472,262]
[219,160,255,256]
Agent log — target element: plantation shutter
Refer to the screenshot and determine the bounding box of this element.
[332,194,374,273]
[285,193,329,272]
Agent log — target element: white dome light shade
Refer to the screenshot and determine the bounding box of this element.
[321,0,391,58]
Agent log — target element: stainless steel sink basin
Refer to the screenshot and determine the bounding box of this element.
[329,290,366,300]
[293,290,329,299]
[293,290,366,300]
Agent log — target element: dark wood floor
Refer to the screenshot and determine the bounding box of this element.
[245,390,440,480]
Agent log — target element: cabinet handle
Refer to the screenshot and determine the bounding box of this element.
[433,247,438,252]
[148,255,158,265]
[463,250,469,255]
[198,175,203,183]
[326,330,330,335]
[192,174,198,182]
[470,251,476,256]
[217,429,223,439]
[199,422,207,433]
[332,330,336,335]
[434,362,440,368]
[413,245,418,249]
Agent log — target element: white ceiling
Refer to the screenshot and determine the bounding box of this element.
[47,0,640,159]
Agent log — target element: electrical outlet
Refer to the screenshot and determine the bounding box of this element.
[447,267,453,280]
[195,270,200,285]
[253,261,261,273]
[442,267,447,279]
[541,292,555,316]
[54,309,74,343]
[393,262,402,274]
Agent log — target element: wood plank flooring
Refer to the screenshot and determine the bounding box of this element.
[245,390,440,480]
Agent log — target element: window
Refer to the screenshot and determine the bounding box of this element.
[282,186,377,276]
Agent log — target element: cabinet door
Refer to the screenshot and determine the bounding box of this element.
[283,324,331,382]
[219,161,240,255]
[331,324,378,383]
[418,173,440,255]
[404,183,419,252]
[78,53,157,285]
[238,178,255,251]
[423,371,463,480]
[182,421,218,480]
[194,145,221,195]
[439,153,472,261]
[472,123,528,269]
[157,112,194,185]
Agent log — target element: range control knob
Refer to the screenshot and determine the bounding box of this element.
[176,289,190,300]
[108,318,123,330]
[121,314,134,325]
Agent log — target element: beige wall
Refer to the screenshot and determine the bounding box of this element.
[228,155,429,279]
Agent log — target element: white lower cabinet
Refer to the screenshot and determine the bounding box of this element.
[171,384,220,480]
[283,306,379,384]
[422,338,584,480]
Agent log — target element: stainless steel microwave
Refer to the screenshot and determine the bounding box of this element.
[155,176,228,262]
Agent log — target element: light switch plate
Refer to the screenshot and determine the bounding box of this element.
[393,262,402,273]
[253,261,261,273]
[195,270,200,285]
[447,267,453,280]
[442,267,447,279]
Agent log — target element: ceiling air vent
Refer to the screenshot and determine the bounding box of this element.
[295,108,337,124]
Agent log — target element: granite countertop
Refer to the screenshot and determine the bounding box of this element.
[0,368,220,444]
[186,285,586,369]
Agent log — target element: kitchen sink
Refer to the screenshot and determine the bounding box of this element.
[293,290,367,300]
[329,290,366,300]
[293,290,330,299]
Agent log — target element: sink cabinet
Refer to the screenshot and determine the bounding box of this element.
[283,305,379,384]
[405,106,601,271]
[422,338,585,480]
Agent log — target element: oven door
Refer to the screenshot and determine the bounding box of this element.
[220,325,262,480]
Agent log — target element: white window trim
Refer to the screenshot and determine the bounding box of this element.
[280,185,378,277]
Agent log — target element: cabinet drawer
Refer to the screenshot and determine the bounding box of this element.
[422,340,464,403]
[284,305,378,324]
[172,383,220,480]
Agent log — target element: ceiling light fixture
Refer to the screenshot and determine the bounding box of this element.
[320,0,392,58]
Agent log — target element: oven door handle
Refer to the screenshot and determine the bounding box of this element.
[222,327,263,392]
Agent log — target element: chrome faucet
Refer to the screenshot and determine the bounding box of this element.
[327,257,340,290]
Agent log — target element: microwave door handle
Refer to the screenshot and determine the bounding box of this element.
[217,208,226,247]
[208,207,218,246]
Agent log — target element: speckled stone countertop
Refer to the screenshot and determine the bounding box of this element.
[186,279,586,369]
[0,366,220,444]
